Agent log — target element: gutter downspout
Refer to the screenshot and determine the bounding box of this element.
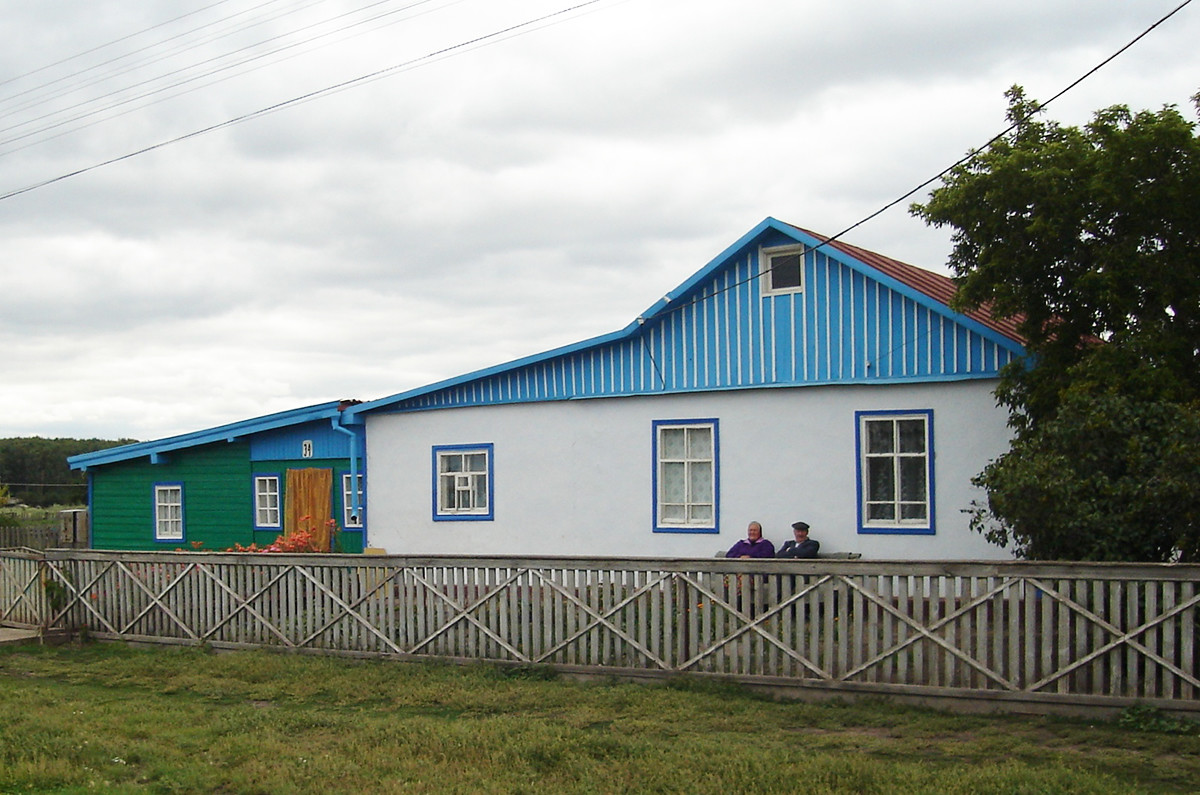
[331,410,364,547]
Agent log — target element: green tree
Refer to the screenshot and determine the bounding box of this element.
[912,87,1200,561]
[0,437,132,507]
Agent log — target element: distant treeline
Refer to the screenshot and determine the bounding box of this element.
[0,437,134,507]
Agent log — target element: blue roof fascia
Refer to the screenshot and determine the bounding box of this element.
[68,401,347,471]
[783,226,1026,358]
[345,327,635,419]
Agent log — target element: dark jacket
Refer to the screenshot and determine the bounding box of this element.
[776,538,820,559]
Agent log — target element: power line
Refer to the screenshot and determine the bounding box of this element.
[816,0,1195,252]
[0,0,612,202]
[0,0,460,153]
[0,0,326,119]
[649,0,1195,320]
[0,0,460,156]
[0,0,240,93]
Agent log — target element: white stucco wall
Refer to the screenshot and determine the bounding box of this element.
[362,380,1015,560]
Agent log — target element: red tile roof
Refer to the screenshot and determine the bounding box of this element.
[790,225,1024,344]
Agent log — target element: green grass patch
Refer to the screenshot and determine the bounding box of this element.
[0,503,80,529]
[0,642,1198,793]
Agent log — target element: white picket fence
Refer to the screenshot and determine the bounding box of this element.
[3,550,1198,715]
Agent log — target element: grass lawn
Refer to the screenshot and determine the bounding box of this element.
[1,642,1198,793]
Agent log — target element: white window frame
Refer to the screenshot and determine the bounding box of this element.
[432,444,494,521]
[653,419,719,534]
[154,483,184,542]
[254,475,281,529]
[342,473,364,529]
[856,410,935,535]
[761,244,805,295]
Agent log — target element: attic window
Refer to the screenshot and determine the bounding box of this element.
[761,245,805,294]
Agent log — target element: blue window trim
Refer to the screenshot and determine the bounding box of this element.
[252,473,282,531]
[431,443,495,522]
[338,470,365,530]
[651,418,720,535]
[152,481,185,544]
[855,409,936,535]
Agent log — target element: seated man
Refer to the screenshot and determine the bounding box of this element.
[725,521,775,558]
[776,521,820,558]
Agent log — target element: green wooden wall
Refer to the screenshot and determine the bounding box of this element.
[89,445,365,553]
[251,458,364,553]
[90,442,252,551]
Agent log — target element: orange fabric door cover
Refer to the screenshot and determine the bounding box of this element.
[284,468,333,551]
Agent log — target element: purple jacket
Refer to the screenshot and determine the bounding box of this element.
[725,538,776,558]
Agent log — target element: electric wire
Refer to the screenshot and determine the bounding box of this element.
[0,0,239,92]
[0,0,304,111]
[0,0,1189,221]
[649,0,1195,324]
[0,0,453,148]
[0,0,612,203]
[0,0,460,155]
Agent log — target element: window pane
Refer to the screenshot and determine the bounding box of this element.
[466,453,487,472]
[866,420,894,453]
[439,475,456,511]
[440,454,462,473]
[898,420,926,453]
[901,503,928,521]
[661,503,686,522]
[660,428,686,459]
[686,427,712,458]
[899,458,927,502]
[688,462,713,502]
[770,252,802,289]
[661,462,686,503]
[472,475,488,510]
[868,503,896,521]
[867,459,894,502]
[689,503,714,523]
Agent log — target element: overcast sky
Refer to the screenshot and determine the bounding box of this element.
[1,0,1197,441]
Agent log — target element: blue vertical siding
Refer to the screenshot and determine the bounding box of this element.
[249,421,354,461]
[388,246,1022,413]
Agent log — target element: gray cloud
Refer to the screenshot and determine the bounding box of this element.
[1,0,1196,439]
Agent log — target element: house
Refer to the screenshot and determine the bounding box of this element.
[342,217,1025,559]
[67,401,366,552]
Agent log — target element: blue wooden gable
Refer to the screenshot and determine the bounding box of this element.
[347,218,1026,417]
[249,420,355,462]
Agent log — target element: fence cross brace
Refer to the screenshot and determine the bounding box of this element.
[48,560,121,635]
[116,560,201,640]
[292,565,407,655]
[195,563,298,648]
[406,567,530,661]
[1025,577,1200,693]
[0,558,44,625]
[532,569,673,669]
[837,575,1019,690]
[674,572,829,678]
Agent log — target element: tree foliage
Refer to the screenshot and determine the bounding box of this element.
[912,87,1200,561]
[970,384,1200,562]
[0,437,132,507]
